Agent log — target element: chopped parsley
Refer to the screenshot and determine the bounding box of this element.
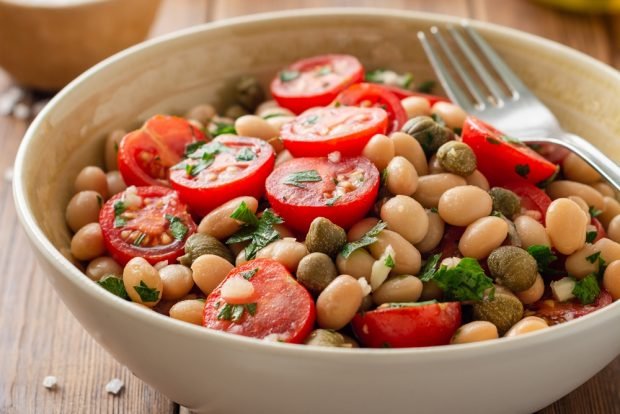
[416,80,435,93]
[226,208,284,260]
[384,254,395,268]
[589,206,602,218]
[515,164,530,178]
[212,122,236,137]
[303,114,319,126]
[419,253,441,282]
[586,251,601,264]
[165,214,188,240]
[380,169,388,186]
[113,200,126,216]
[176,141,229,177]
[133,233,146,247]
[340,221,388,259]
[133,280,160,302]
[217,302,258,322]
[230,201,259,227]
[572,274,600,305]
[282,170,322,188]
[279,70,300,82]
[240,267,259,280]
[325,195,341,206]
[365,69,414,89]
[97,275,129,300]
[526,245,558,275]
[184,141,206,157]
[236,147,256,161]
[586,230,597,244]
[262,113,286,120]
[114,216,127,228]
[424,257,494,302]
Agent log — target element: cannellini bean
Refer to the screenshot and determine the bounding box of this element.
[266,115,296,131]
[599,196,620,228]
[546,180,604,211]
[169,299,205,325]
[106,171,127,196]
[66,190,103,232]
[427,155,445,174]
[516,273,545,305]
[347,217,380,242]
[362,134,395,171]
[458,216,508,259]
[234,115,279,141]
[380,195,428,244]
[70,222,106,261]
[75,166,108,199]
[504,316,549,337]
[259,106,295,118]
[390,131,428,176]
[567,196,590,218]
[438,186,493,227]
[607,215,620,243]
[191,254,234,295]
[401,96,431,118]
[198,196,258,240]
[545,198,588,255]
[564,243,599,279]
[415,210,445,253]
[431,102,467,129]
[603,260,620,300]
[185,104,216,124]
[369,230,421,275]
[372,275,422,305]
[104,129,125,171]
[591,182,615,198]
[85,256,123,281]
[159,264,194,301]
[385,156,418,196]
[235,249,248,267]
[123,257,163,307]
[594,237,620,264]
[465,170,490,191]
[316,275,363,330]
[336,249,375,282]
[562,153,601,184]
[256,238,308,273]
[514,215,550,248]
[413,173,467,208]
[255,100,280,115]
[450,321,498,344]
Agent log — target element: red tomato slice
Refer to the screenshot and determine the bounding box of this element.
[500,179,552,222]
[169,136,275,217]
[118,115,206,187]
[280,106,388,157]
[462,117,558,186]
[99,186,196,266]
[351,301,462,348]
[265,156,379,233]
[380,85,450,106]
[270,54,364,114]
[334,83,407,133]
[203,259,316,343]
[525,290,612,325]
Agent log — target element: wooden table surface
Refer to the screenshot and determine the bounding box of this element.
[1,0,619,413]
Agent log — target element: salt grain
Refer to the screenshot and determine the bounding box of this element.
[42,376,58,390]
[105,378,124,395]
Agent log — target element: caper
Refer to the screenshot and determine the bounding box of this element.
[235,76,265,112]
[224,104,248,120]
[489,187,521,218]
[473,292,524,335]
[178,233,234,266]
[400,116,454,157]
[304,329,347,347]
[296,252,338,294]
[305,217,347,258]
[488,246,537,292]
[436,141,477,176]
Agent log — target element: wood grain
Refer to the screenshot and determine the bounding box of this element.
[0,0,618,413]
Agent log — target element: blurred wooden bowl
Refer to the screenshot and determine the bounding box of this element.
[0,0,161,91]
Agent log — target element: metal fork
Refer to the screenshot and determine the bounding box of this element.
[418,23,620,191]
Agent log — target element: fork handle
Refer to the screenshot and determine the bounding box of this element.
[527,134,620,192]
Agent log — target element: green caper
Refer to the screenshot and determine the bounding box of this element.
[235,76,265,112]
[473,292,524,335]
[178,233,234,266]
[304,329,347,347]
[401,116,454,156]
[487,246,537,292]
[305,217,347,258]
[489,187,521,218]
[296,252,338,294]
[436,141,477,176]
[224,104,248,120]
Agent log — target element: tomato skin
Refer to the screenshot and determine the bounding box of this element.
[99,186,196,266]
[280,106,388,157]
[526,290,612,325]
[351,302,462,348]
[203,259,316,343]
[380,85,450,106]
[265,156,379,233]
[270,54,364,114]
[500,179,552,222]
[335,82,408,133]
[591,218,606,242]
[169,136,275,217]
[462,117,558,186]
[118,115,205,187]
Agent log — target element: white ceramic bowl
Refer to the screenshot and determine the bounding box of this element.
[13,9,620,414]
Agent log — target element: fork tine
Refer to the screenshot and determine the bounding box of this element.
[447,26,507,105]
[430,27,487,108]
[417,31,474,112]
[461,23,529,97]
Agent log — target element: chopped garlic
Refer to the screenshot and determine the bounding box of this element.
[42,376,58,390]
[358,277,371,296]
[221,277,255,303]
[105,378,125,395]
[124,186,142,208]
[370,245,396,291]
[551,277,576,302]
[327,151,341,163]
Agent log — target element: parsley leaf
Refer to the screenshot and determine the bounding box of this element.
[212,122,236,137]
[114,216,127,228]
[230,201,259,227]
[515,164,530,178]
[526,245,558,275]
[365,69,414,89]
[165,214,188,240]
[340,221,388,258]
[572,274,600,305]
[282,170,322,188]
[586,251,601,264]
[589,206,602,218]
[226,209,284,260]
[133,280,160,302]
[240,267,259,280]
[217,302,258,322]
[325,195,341,206]
[113,201,126,216]
[245,303,257,316]
[429,258,494,302]
[586,230,597,243]
[384,254,395,268]
[235,147,256,161]
[280,70,300,82]
[97,275,129,300]
[177,141,229,176]
[419,253,441,282]
[184,141,206,157]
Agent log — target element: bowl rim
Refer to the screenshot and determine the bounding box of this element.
[0,0,108,8]
[13,7,620,359]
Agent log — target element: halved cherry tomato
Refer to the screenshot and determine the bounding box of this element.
[118,115,205,187]
[351,301,462,348]
[99,186,196,266]
[500,179,552,222]
[536,143,571,164]
[525,290,612,325]
[169,136,275,217]
[265,156,379,233]
[380,85,450,106]
[462,117,558,186]
[203,259,316,343]
[270,54,364,114]
[280,106,388,157]
[591,218,606,242]
[334,82,407,133]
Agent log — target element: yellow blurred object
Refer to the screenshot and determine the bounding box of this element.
[0,0,162,91]
[534,0,620,13]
